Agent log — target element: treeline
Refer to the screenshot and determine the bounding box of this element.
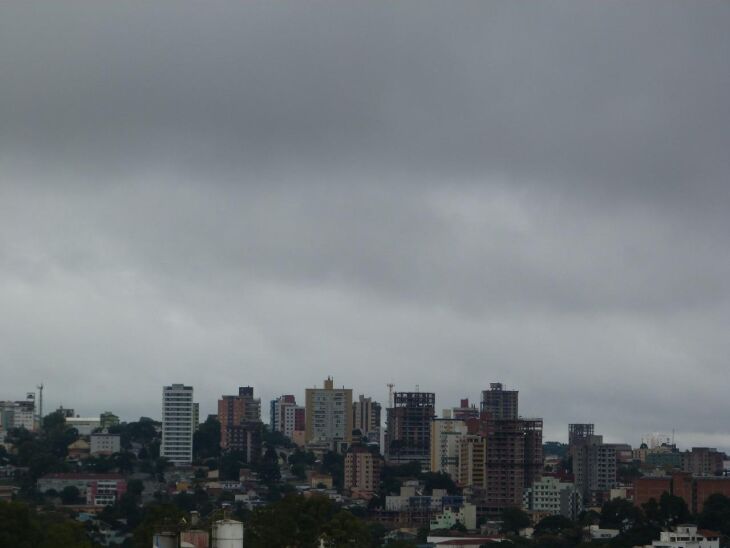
[504,493,730,548]
[0,501,94,548]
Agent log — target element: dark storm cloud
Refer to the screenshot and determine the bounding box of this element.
[1,1,729,448]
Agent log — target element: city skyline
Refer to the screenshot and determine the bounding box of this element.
[2,380,723,454]
[2,2,730,452]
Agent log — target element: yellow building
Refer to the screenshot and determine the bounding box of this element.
[458,435,486,489]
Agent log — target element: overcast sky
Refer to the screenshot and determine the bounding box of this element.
[1,1,729,448]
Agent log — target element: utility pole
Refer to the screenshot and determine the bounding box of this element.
[36,383,44,428]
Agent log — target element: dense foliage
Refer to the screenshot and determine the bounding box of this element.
[0,501,94,548]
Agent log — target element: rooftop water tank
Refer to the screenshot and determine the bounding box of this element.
[152,532,178,548]
[212,519,244,548]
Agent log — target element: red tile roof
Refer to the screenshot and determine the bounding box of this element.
[40,473,124,480]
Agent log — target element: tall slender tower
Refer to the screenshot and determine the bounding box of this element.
[36,383,44,430]
[161,384,195,465]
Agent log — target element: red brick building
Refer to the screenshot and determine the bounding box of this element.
[634,472,730,514]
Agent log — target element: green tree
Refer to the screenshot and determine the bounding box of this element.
[132,503,186,548]
[59,486,82,505]
[37,520,94,548]
[534,515,577,537]
[220,450,248,481]
[643,493,690,528]
[698,494,730,535]
[0,501,93,548]
[609,524,661,548]
[600,498,644,532]
[193,416,221,461]
[501,507,532,534]
[245,494,371,547]
[113,451,137,474]
[261,425,294,448]
[127,479,144,498]
[0,501,42,548]
[255,447,281,485]
[420,471,459,494]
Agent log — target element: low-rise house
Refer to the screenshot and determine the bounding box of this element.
[587,525,620,541]
[427,536,505,546]
[67,439,91,460]
[90,429,121,456]
[647,525,719,548]
[309,472,333,489]
[430,502,478,531]
[37,473,127,506]
[0,485,20,501]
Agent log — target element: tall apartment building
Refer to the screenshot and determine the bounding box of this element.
[219,387,263,464]
[305,377,353,450]
[270,395,305,440]
[458,434,486,489]
[344,444,383,499]
[161,384,196,466]
[352,394,382,443]
[682,447,725,477]
[523,475,582,520]
[219,387,261,426]
[192,403,200,431]
[568,424,595,457]
[270,394,294,430]
[481,383,518,420]
[474,384,543,514]
[572,433,617,504]
[283,404,305,442]
[430,411,468,479]
[385,391,435,469]
[0,400,36,431]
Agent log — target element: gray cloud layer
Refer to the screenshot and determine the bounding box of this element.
[1,1,729,448]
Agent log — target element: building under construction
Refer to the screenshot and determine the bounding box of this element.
[568,423,595,452]
[385,391,435,470]
[469,384,544,515]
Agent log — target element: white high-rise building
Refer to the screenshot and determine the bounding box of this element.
[161,384,195,465]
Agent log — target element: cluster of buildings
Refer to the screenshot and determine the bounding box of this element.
[152,380,550,516]
[5,377,730,533]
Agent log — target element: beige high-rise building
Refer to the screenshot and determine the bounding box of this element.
[305,377,353,449]
[344,444,382,499]
[430,410,468,479]
[458,434,486,489]
[352,394,381,442]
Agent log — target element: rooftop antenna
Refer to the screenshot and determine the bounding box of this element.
[387,383,394,408]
